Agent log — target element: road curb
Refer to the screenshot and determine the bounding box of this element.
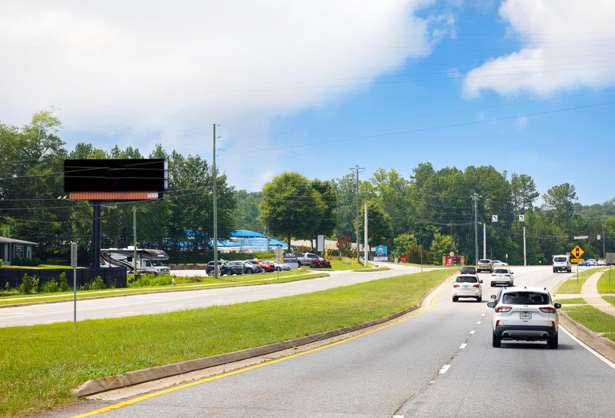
[73,273,453,398]
[560,311,615,363]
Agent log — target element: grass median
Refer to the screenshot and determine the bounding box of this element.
[597,268,615,294]
[0,269,450,418]
[0,270,327,308]
[555,268,605,294]
[563,303,615,343]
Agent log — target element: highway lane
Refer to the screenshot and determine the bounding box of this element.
[65,266,615,418]
[0,263,424,327]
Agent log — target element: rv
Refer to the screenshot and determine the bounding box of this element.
[101,247,170,275]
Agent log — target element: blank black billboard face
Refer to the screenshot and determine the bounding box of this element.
[64,159,168,193]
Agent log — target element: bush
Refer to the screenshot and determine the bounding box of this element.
[18,273,39,294]
[58,272,69,291]
[128,274,173,288]
[40,279,59,293]
[89,276,106,290]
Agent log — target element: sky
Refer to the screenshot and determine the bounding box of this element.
[1,0,614,203]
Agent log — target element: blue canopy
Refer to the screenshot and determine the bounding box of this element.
[231,230,266,239]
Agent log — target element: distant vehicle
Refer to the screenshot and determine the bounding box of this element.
[578,261,591,267]
[273,262,292,271]
[283,253,300,269]
[224,261,246,275]
[477,259,493,273]
[586,259,597,266]
[491,267,514,287]
[252,260,275,272]
[206,260,226,276]
[242,261,263,274]
[460,266,477,275]
[297,252,320,267]
[552,255,572,273]
[488,287,561,349]
[452,275,482,302]
[311,257,331,268]
[101,247,170,275]
[597,259,607,266]
[492,260,508,268]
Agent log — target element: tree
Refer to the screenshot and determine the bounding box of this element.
[233,190,264,232]
[544,183,578,233]
[310,179,337,239]
[511,174,539,212]
[430,232,458,264]
[260,172,325,250]
[392,233,418,258]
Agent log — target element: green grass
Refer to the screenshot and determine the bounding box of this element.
[555,268,605,294]
[0,270,327,308]
[564,304,615,341]
[325,257,367,271]
[353,266,390,272]
[1,264,76,270]
[603,296,615,308]
[0,269,451,418]
[597,268,615,294]
[555,297,587,305]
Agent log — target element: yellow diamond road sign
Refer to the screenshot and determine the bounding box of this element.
[571,245,585,259]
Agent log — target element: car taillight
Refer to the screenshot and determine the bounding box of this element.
[473,284,480,288]
[495,306,512,313]
[540,307,556,313]
[453,284,460,288]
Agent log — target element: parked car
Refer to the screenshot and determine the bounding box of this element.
[283,253,300,269]
[206,260,226,276]
[252,259,275,272]
[552,254,572,273]
[460,266,477,275]
[477,259,493,273]
[311,257,331,268]
[491,267,514,287]
[297,252,320,267]
[597,259,607,266]
[242,261,263,274]
[273,262,292,271]
[452,275,482,302]
[488,287,561,348]
[225,261,246,275]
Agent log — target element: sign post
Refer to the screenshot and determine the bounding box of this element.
[70,242,78,323]
[571,245,585,285]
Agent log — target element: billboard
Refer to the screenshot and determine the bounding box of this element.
[64,159,168,200]
[374,245,388,262]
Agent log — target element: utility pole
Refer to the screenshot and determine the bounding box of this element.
[350,165,364,262]
[132,206,138,274]
[471,193,480,265]
[603,223,607,260]
[363,201,368,266]
[483,222,487,260]
[213,124,219,279]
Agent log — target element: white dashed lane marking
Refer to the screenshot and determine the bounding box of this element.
[459,343,468,350]
[439,364,451,375]
[469,330,476,335]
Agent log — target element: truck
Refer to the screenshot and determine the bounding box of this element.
[552,254,572,273]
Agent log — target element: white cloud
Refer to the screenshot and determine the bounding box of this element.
[464,0,615,97]
[0,0,443,189]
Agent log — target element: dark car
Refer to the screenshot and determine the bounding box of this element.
[460,266,477,275]
[242,261,263,274]
[206,260,226,276]
[225,261,245,275]
[311,257,331,268]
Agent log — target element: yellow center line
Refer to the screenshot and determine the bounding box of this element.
[72,283,445,418]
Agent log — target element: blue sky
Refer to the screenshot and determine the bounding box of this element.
[2,1,613,204]
[255,2,615,204]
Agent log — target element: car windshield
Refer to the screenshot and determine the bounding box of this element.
[456,276,478,283]
[554,257,568,262]
[494,269,509,274]
[502,292,550,305]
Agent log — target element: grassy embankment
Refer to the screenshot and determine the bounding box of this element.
[0,269,327,308]
[563,303,615,343]
[554,268,605,294]
[597,268,615,294]
[0,269,451,418]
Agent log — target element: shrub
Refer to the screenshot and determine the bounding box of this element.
[40,279,59,293]
[90,276,106,290]
[58,272,69,291]
[12,257,42,267]
[18,273,40,294]
[129,274,173,288]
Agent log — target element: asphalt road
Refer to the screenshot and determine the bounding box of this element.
[0,264,424,327]
[63,266,615,418]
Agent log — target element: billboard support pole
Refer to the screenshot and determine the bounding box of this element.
[91,201,101,269]
[363,202,368,266]
[213,124,219,279]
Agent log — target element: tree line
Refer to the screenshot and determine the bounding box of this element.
[1,113,614,265]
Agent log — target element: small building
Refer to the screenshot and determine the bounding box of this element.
[0,236,38,264]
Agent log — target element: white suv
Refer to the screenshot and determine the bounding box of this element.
[488,287,561,349]
[490,267,514,287]
[452,275,483,302]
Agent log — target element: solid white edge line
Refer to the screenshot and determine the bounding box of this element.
[459,343,468,349]
[560,326,615,370]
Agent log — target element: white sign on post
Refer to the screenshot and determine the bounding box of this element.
[492,215,499,223]
[317,235,325,252]
[519,214,525,223]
